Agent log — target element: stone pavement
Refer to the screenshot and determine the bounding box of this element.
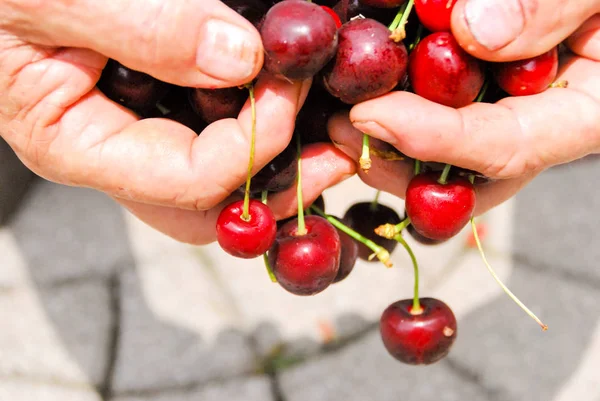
[1,150,599,401]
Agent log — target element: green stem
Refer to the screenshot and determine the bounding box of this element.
[408,24,423,51]
[470,217,547,331]
[370,190,381,211]
[374,216,411,239]
[263,253,277,283]
[475,79,490,103]
[438,163,452,185]
[414,159,422,175]
[388,0,415,40]
[359,133,372,172]
[388,3,407,31]
[261,190,268,204]
[310,205,393,268]
[295,134,307,235]
[241,84,256,221]
[394,234,422,313]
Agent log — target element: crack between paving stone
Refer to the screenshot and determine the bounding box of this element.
[99,273,121,401]
[444,357,504,401]
[512,252,600,291]
[110,372,264,399]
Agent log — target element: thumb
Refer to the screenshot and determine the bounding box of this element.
[7,0,264,88]
[450,0,600,61]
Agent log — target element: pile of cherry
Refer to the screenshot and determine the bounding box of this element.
[98,0,559,366]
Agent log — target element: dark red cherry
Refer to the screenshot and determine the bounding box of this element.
[406,221,447,246]
[405,172,476,241]
[331,216,359,283]
[493,47,559,97]
[165,104,208,135]
[260,0,339,80]
[380,297,457,365]
[359,0,406,8]
[408,32,484,108]
[342,201,402,262]
[216,200,277,259]
[321,5,343,28]
[333,0,395,25]
[189,86,248,124]
[269,215,341,295]
[244,140,298,194]
[98,59,170,111]
[322,18,408,104]
[295,85,348,144]
[414,0,458,32]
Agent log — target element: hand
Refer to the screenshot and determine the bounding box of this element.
[330,0,600,215]
[0,0,356,244]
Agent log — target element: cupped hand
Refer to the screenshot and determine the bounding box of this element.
[0,0,356,244]
[330,0,600,215]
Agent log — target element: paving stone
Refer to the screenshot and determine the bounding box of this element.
[0,281,111,386]
[8,180,133,284]
[0,138,34,225]
[111,268,258,394]
[0,378,101,401]
[514,158,600,282]
[113,376,274,401]
[449,262,600,401]
[279,330,490,401]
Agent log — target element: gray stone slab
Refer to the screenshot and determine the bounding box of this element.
[0,378,101,401]
[113,376,274,401]
[514,157,600,282]
[8,180,134,284]
[0,138,34,225]
[279,330,490,401]
[111,269,258,394]
[0,281,111,386]
[449,261,600,401]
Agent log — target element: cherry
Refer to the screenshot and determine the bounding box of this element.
[277,194,326,229]
[405,170,476,241]
[406,221,447,246]
[164,104,208,135]
[331,216,359,283]
[493,47,559,97]
[216,199,277,259]
[268,215,341,295]
[189,86,248,124]
[98,59,170,111]
[408,32,484,108]
[244,140,298,194]
[321,5,343,28]
[359,0,406,8]
[414,0,458,32]
[295,85,348,144]
[260,0,339,80]
[380,297,457,365]
[343,201,402,262]
[322,18,408,104]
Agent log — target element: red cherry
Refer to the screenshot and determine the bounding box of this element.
[216,200,277,259]
[414,0,458,32]
[408,32,484,108]
[268,215,341,296]
[331,216,359,283]
[493,47,559,97]
[380,298,457,365]
[405,172,476,241]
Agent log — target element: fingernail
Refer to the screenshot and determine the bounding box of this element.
[352,121,396,144]
[464,0,525,51]
[197,19,261,82]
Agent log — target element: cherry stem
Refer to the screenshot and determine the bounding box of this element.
[310,205,393,268]
[438,163,452,185]
[388,0,414,41]
[408,24,423,51]
[375,216,411,239]
[475,79,490,103]
[470,217,548,331]
[263,253,278,283]
[241,84,257,221]
[359,133,372,172]
[295,134,307,236]
[370,190,381,211]
[414,159,422,175]
[394,233,422,313]
[261,190,268,204]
